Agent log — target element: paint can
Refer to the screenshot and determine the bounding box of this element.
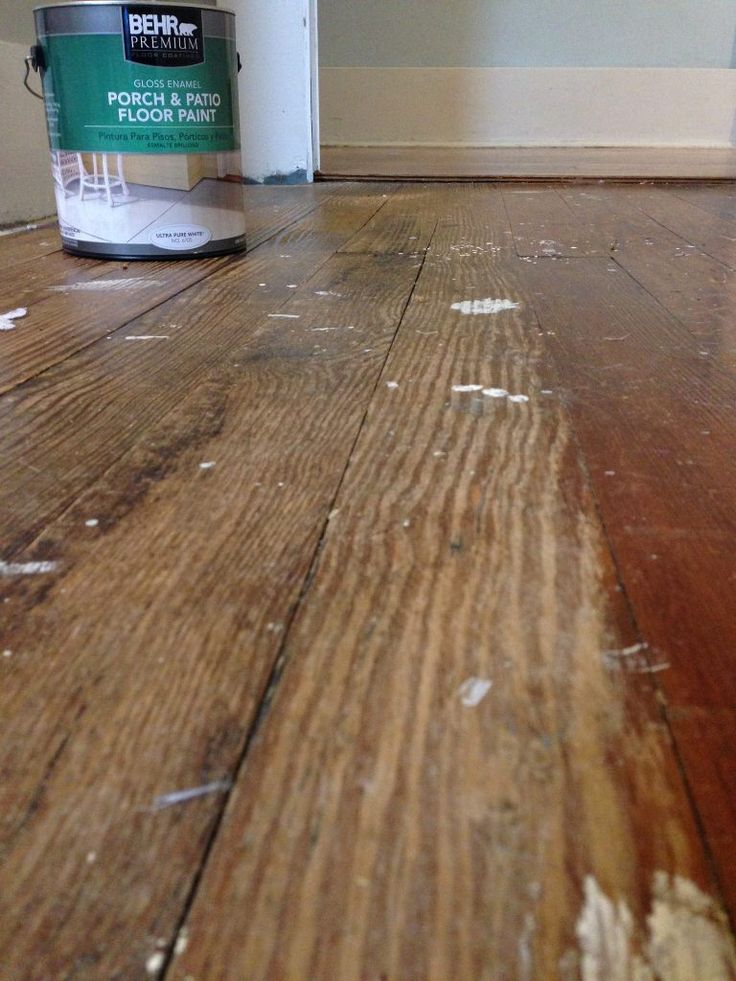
[29,2,246,259]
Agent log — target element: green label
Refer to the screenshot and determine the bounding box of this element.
[40,33,239,154]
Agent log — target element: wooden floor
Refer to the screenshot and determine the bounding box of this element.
[319,145,736,181]
[2,180,736,979]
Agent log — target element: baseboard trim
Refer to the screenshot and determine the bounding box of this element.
[320,68,736,148]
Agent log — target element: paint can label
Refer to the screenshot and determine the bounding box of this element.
[35,4,246,258]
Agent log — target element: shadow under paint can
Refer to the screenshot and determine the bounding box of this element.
[29,2,247,259]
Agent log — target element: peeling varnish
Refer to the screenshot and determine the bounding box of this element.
[576,873,736,980]
[0,559,58,576]
[451,298,520,316]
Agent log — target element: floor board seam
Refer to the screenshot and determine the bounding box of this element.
[150,190,424,980]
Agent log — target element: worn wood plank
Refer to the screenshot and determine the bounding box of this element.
[502,185,643,258]
[622,188,736,271]
[612,225,736,365]
[0,183,356,395]
[667,183,736,222]
[520,254,736,918]
[0,237,423,978]
[172,232,736,980]
[339,184,441,254]
[0,188,394,558]
[0,222,61,268]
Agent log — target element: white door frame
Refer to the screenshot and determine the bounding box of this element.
[231,0,320,184]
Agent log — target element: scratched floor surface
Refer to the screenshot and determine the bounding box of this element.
[1,181,735,980]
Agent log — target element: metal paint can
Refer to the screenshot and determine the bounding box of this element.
[32,2,246,259]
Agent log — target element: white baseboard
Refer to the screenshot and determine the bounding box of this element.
[320,67,736,147]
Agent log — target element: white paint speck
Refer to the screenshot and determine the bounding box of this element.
[151,779,231,812]
[174,928,189,956]
[146,951,166,975]
[386,381,399,389]
[287,284,298,288]
[507,394,530,404]
[86,851,97,864]
[85,519,99,528]
[268,313,300,319]
[0,307,27,331]
[327,509,340,521]
[402,519,411,528]
[482,388,509,399]
[0,559,58,577]
[124,335,170,341]
[541,389,554,394]
[458,677,493,707]
[452,384,484,392]
[451,298,520,316]
[2,649,12,658]
[604,470,616,476]
[199,461,216,470]
[49,279,161,292]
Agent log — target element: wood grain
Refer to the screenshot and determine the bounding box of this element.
[0,184,351,395]
[171,219,735,980]
[3,182,736,979]
[0,187,394,558]
[0,248,422,977]
[520,253,736,918]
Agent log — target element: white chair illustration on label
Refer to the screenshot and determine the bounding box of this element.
[78,153,129,206]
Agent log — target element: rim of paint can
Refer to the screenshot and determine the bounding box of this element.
[34,2,236,16]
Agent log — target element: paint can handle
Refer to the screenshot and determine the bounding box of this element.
[23,45,45,100]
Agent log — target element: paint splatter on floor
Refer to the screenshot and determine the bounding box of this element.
[0,559,58,576]
[457,677,493,707]
[151,779,231,812]
[451,298,520,316]
[0,308,27,331]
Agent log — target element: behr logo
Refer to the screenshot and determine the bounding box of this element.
[122,6,204,66]
[128,14,198,36]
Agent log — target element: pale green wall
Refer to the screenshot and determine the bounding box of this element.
[319,0,736,69]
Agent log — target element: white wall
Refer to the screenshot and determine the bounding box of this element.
[318,0,736,147]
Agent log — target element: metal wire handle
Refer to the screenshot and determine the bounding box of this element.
[23,47,44,100]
